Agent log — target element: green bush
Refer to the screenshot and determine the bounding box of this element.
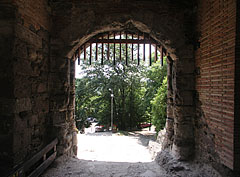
[151,76,167,132]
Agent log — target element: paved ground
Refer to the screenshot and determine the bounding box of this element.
[42,131,170,177]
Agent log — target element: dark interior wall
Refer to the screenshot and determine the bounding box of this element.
[195,0,237,171]
[0,1,16,174]
[234,0,240,172]
[2,0,52,171]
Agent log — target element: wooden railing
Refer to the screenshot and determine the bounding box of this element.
[7,138,58,177]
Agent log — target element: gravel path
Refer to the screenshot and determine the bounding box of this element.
[42,132,169,177]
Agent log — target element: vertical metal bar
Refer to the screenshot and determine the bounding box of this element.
[160,46,163,66]
[143,33,145,61]
[84,44,86,60]
[125,31,128,66]
[120,31,122,61]
[113,32,116,65]
[149,43,152,66]
[101,36,104,65]
[107,33,110,60]
[155,44,157,62]
[95,43,98,61]
[137,32,140,65]
[78,48,81,65]
[90,43,92,65]
[132,33,134,61]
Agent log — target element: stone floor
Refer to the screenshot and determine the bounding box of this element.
[41,132,170,177]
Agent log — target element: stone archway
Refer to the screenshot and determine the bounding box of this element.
[49,0,196,161]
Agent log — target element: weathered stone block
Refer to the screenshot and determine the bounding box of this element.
[15,24,42,48]
[52,111,67,125]
[167,104,174,118]
[14,74,31,98]
[172,142,194,161]
[37,83,47,93]
[175,74,195,91]
[13,38,28,59]
[15,98,31,113]
[32,94,49,113]
[173,106,195,123]
[50,94,69,111]
[174,123,194,140]
[174,91,194,106]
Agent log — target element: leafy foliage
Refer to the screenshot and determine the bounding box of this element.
[151,76,167,132]
[75,43,167,131]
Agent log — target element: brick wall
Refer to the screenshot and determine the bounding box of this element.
[195,0,236,170]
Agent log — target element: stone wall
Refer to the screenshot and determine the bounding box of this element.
[195,0,237,171]
[0,0,52,174]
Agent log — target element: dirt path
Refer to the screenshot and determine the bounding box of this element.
[42,132,169,177]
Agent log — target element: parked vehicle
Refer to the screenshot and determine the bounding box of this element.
[86,117,98,123]
[95,124,104,132]
[140,122,152,128]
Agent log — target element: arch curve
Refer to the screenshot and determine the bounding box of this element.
[49,0,196,161]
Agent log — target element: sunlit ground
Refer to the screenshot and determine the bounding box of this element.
[77,132,153,163]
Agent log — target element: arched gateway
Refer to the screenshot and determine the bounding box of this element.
[0,0,239,176]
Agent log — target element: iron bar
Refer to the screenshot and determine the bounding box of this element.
[149,43,152,66]
[125,31,128,66]
[113,32,116,65]
[84,44,86,60]
[143,33,145,61]
[120,31,122,61]
[160,46,163,66]
[155,44,157,62]
[78,48,81,65]
[90,43,92,65]
[107,33,110,60]
[137,32,140,65]
[132,33,134,61]
[101,36,104,65]
[96,43,98,61]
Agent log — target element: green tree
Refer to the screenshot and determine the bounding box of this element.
[151,76,167,132]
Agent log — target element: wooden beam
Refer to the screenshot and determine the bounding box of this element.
[28,152,57,177]
[23,138,58,172]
